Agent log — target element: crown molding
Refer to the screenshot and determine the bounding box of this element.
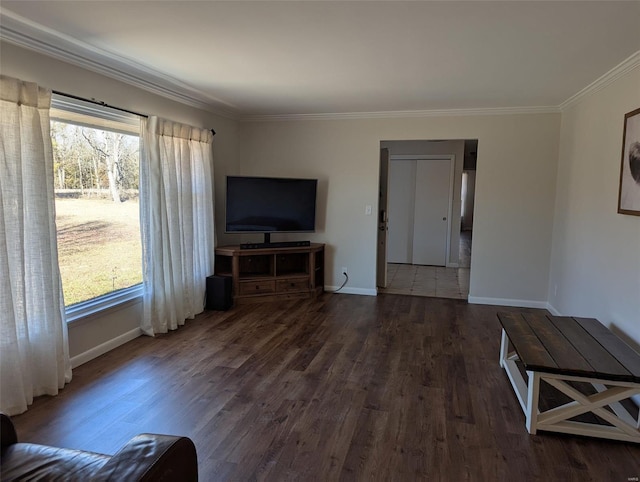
[0,9,239,120]
[240,105,560,122]
[559,50,640,112]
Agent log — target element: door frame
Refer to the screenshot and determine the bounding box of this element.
[376,148,390,288]
[388,154,456,267]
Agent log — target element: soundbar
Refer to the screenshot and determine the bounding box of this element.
[240,240,311,250]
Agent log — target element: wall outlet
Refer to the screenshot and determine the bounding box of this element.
[341,266,348,276]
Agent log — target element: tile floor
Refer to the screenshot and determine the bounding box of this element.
[380,231,472,300]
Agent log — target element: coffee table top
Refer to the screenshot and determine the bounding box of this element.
[497,312,640,383]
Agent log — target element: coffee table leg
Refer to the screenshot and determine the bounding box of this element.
[526,371,540,434]
[499,329,509,368]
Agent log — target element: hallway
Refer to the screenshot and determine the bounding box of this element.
[380,231,471,300]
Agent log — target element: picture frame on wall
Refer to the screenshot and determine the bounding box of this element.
[618,107,640,216]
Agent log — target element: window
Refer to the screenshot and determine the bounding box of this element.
[50,96,142,319]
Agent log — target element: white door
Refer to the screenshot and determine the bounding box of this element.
[387,160,415,263]
[412,159,452,266]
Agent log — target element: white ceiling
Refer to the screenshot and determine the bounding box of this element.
[1,1,639,118]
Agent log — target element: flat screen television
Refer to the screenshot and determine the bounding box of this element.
[225,176,317,244]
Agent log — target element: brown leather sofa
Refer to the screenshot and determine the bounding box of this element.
[0,413,198,481]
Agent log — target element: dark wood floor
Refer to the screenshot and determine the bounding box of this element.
[12,294,640,481]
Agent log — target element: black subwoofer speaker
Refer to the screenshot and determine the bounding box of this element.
[206,275,232,311]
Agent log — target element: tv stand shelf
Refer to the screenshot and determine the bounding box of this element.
[215,243,324,304]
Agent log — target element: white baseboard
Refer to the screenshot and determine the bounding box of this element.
[545,303,562,316]
[325,286,377,296]
[70,327,142,368]
[467,296,549,310]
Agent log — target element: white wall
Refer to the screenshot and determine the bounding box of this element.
[381,139,466,266]
[549,65,640,347]
[239,113,560,302]
[1,41,240,362]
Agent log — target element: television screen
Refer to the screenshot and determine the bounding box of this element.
[226,176,317,233]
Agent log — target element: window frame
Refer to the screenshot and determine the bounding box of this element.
[51,94,143,323]
[65,285,144,323]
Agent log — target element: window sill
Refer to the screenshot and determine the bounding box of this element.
[66,284,143,323]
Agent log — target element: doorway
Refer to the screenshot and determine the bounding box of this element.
[376,139,477,300]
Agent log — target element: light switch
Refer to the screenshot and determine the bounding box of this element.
[365,204,372,215]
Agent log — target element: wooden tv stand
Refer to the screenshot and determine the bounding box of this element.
[214,243,324,304]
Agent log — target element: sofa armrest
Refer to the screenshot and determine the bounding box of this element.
[95,433,197,482]
[1,413,18,450]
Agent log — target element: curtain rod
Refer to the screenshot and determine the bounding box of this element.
[51,90,217,136]
[52,90,148,118]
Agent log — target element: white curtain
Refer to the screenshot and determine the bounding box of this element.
[140,116,215,336]
[0,75,72,415]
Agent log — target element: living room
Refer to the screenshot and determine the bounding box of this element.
[1,1,639,480]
